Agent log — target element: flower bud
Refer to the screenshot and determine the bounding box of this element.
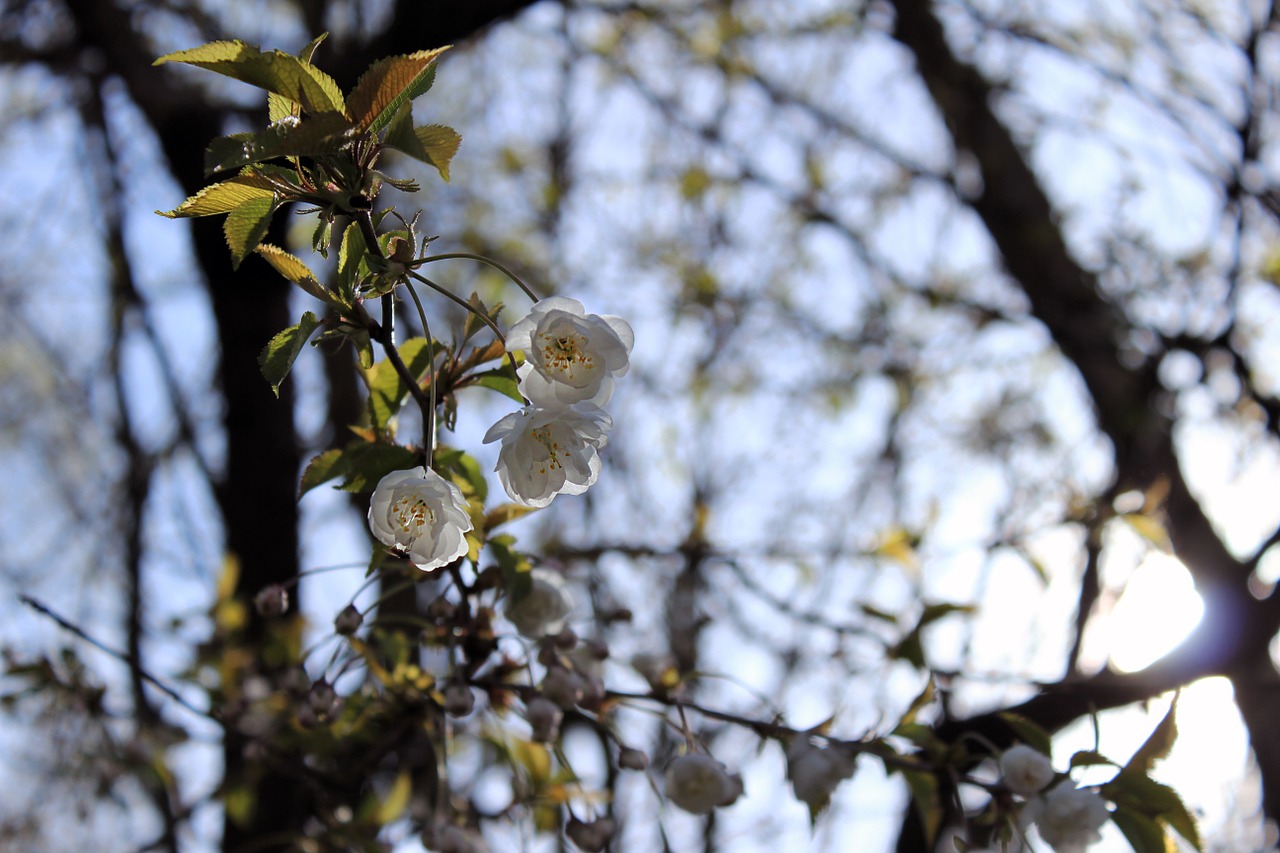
[618,747,649,771]
[632,652,677,693]
[999,744,1055,797]
[334,604,363,636]
[503,569,573,639]
[254,584,289,617]
[664,753,743,814]
[566,816,616,852]
[526,696,563,743]
[553,627,579,650]
[444,682,476,717]
[541,667,585,710]
[786,737,856,812]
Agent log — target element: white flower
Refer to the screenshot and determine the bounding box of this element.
[503,568,573,639]
[367,466,472,572]
[506,296,633,407]
[664,754,744,814]
[483,404,611,507]
[1022,782,1110,853]
[1000,744,1056,797]
[786,736,857,812]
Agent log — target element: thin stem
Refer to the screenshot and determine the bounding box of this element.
[418,252,540,304]
[408,270,525,401]
[405,281,437,453]
[354,210,437,454]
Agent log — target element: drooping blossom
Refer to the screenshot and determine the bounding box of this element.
[1000,743,1056,797]
[664,753,744,814]
[483,403,611,506]
[506,296,633,408]
[367,466,472,572]
[786,736,857,812]
[503,568,573,639]
[1022,782,1110,853]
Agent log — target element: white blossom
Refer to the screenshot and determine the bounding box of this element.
[367,466,472,572]
[1000,744,1056,797]
[506,296,633,407]
[503,568,573,639]
[664,754,744,814]
[786,736,857,812]
[483,403,611,507]
[1022,782,1110,853]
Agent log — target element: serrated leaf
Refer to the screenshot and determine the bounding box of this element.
[224,195,277,269]
[255,243,338,306]
[1125,697,1178,776]
[204,111,354,176]
[1102,771,1199,848]
[347,47,450,135]
[384,106,461,181]
[156,40,345,116]
[997,712,1053,758]
[299,448,345,498]
[435,447,487,503]
[157,176,275,218]
[366,337,438,434]
[258,311,320,396]
[1111,806,1170,853]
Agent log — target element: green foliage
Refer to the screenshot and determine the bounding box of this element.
[154,40,346,116]
[347,48,450,134]
[203,111,355,176]
[223,195,277,268]
[298,441,419,497]
[364,336,440,436]
[258,311,320,396]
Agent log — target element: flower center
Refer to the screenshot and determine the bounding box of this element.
[391,493,435,535]
[530,425,565,475]
[536,327,595,382]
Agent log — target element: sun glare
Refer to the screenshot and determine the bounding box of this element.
[1107,553,1205,673]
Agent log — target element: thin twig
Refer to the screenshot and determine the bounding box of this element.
[18,595,215,721]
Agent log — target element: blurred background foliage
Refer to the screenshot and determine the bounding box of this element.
[2,0,1280,850]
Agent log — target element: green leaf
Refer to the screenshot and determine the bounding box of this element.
[337,221,369,302]
[254,243,339,306]
[1102,773,1201,849]
[484,503,538,531]
[258,312,320,396]
[1124,697,1178,776]
[1110,806,1168,853]
[470,363,523,403]
[997,712,1053,758]
[384,106,462,181]
[224,195,277,269]
[346,47,450,135]
[299,441,419,496]
[490,534,532,603]
[1069,749,1116,769]
[898,676,936,726]
[918,601,976,627]
[155,40,346,116]
[899,768,942,848]
[299,448,345,498]
[156,175,274,218]
[373,770,412,825]
[366,337,438,434]
[203,111,355,176]
[434,447,487,503]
